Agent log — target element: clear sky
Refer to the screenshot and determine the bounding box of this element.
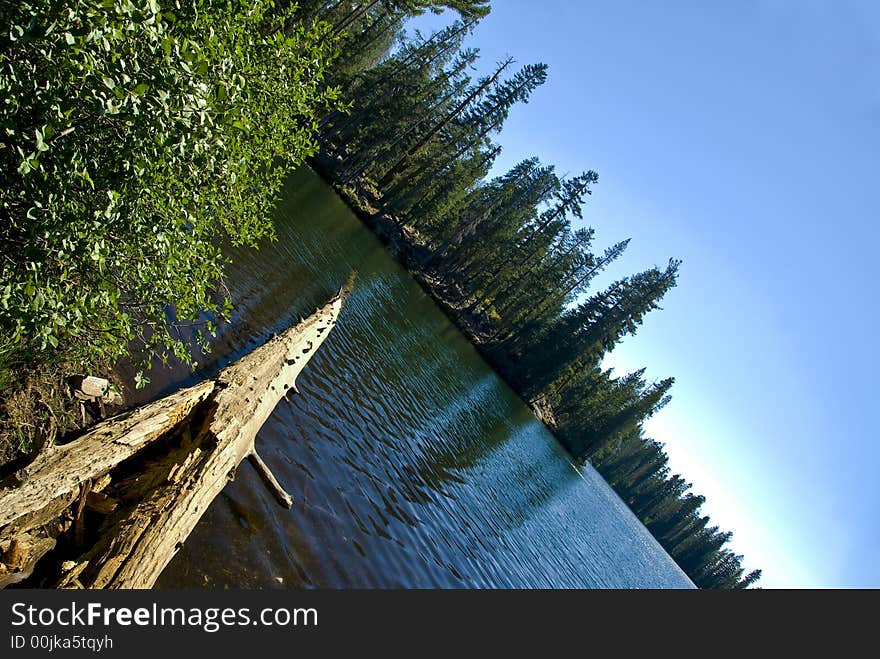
[409,0,880,588]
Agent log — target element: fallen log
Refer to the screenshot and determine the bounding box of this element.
[0,380,216,529]
[0,288,347,588]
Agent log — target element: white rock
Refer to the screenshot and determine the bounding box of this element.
[78,376,109,398]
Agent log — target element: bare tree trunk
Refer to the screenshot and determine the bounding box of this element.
[0,288,348,589]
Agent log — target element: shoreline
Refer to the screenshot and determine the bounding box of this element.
[305,155,562,436]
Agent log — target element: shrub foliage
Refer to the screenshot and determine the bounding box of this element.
[0,0,342,378]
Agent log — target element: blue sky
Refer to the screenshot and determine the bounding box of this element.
[410,1,880,587]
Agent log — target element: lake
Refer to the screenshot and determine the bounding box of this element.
[126,166,693,589]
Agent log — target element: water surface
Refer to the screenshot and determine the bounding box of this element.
[129,167,693,589]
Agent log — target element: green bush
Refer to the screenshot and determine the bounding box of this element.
[0,0,342,380]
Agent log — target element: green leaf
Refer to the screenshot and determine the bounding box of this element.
[35,128,48,152]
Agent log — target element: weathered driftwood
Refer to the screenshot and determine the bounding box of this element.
[0,381,216,529]
[0,490,78,588]
[0,290,345,589]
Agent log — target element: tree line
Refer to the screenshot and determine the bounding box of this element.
[303,0,761,588]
